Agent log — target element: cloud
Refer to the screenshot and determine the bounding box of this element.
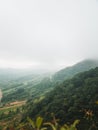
[0,0,97,70]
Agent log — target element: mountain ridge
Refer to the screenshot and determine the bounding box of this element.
[53,59,98,82]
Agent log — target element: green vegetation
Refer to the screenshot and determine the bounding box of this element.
[23,67,98,130]
[53,59,98,82]
[0,60,98,130]
[1,75,54,104]
[1,59,98,105]
[2,116,79,130]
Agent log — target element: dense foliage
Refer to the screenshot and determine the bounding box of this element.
[0,60,98,130]
[2,116,80,130]
[23,67,98,130]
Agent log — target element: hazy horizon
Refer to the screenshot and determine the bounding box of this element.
[0,0,98,70]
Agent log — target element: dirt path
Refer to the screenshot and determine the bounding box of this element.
[0,100,26,110]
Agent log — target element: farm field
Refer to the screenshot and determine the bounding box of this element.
[0,100,26,129]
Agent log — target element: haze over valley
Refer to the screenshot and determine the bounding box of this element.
[0,0,98,130]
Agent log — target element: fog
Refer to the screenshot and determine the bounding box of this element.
[0,0,97,70]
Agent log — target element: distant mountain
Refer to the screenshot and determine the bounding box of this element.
[24,67,98,130]
[0,68,52,82]
[53,59,98,82]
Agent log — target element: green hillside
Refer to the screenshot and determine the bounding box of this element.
[0,61,98,130]
[53,59,98,82]
[1,59,98,105]
[23,67,98,130]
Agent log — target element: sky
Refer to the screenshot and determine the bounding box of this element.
[0,0,97,70]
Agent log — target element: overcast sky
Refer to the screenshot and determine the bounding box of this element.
[0,0,97,70]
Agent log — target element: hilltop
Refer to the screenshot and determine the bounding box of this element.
[53,59,98,82]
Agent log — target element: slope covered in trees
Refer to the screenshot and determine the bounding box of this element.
[1,60,98,130]
[23,67,98,130]
[53,59,98,82]
[1,59,98,105]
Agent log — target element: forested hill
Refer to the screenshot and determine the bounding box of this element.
[24,67,98,130]
[53,59,98,82]
[1,59,98,105]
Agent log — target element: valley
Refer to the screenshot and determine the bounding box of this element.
[0,59,98,130]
